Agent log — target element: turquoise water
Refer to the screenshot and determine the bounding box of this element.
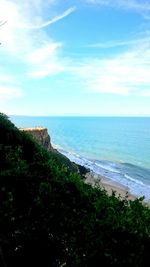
[11,116,150,200]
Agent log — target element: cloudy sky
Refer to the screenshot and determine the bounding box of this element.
[0,0,150,116]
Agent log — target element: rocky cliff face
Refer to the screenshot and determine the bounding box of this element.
[20,127,53,151]
[20,127,88,176]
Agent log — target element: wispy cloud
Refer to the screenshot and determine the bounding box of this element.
[88,37,150,48]
[0,83,23,115]
[119,0,150,13]
[20,6,76,29]
[71,37,150,96]
[140,91,150,97]
[0,73,15,84]
[0,86,23,100]
[86,0,150,16]
[0,0,76,79]
[1,0,150,109]
[29,62,65,78]
[0,0,77,105]
[0,68,23,101]
[26,42,66,78]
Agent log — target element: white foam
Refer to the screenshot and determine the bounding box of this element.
[124,174,144,186]
[56,146,150,202]
[52,143,63,150]
[95,162,121,174]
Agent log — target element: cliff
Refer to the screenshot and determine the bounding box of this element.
[20,127,53,151]
[20,127,88,175]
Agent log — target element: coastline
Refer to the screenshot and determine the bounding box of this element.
[51,145,135,200]
[18,128,136,201]
[84,171,137,201]
[55,146,150,206]
[11,116,150,205]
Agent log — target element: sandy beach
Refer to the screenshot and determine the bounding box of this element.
[84,171,140,202]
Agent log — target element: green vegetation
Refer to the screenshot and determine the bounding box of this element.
[0,112,150,267]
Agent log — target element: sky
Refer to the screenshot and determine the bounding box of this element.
[0,0,150,116]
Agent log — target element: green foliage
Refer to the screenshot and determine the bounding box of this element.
[0,113,150,266]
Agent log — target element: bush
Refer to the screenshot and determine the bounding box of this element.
[0,113,150,266]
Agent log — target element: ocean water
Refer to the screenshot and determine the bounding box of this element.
[11,116,150,201]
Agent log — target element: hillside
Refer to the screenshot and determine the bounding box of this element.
[0,113,150,267]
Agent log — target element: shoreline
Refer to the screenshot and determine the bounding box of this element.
[51,145,150,206]
[84,171,137,201]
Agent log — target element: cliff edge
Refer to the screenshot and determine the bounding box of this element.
[20,127,53,151]
[20,127,88,175]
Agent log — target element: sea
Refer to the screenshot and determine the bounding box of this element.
[11,116,150,201]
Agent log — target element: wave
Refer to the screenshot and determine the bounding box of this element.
[56,145,150,202]
[124,174,144,186]
[94,161,121,174]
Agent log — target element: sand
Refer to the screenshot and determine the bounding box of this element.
[84,171,140,202]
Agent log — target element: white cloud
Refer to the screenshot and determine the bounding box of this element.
[0,86,23,100]
[20,6,76,29]
[140,91,150,97]
[0,0,76,78]
[1,0,150,101]
[0,73,15,84]
[71,37,150,96]
[27,43,61,64]
[119,0,150,12]
[86,79,129,95]
[88,40,135,48]
[27,42,67,78]
[88,37,150,49]
[0,68,23,101]
[29,62,65,78]
[85,0,150,16]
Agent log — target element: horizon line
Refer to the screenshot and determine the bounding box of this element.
[9,114,150,118]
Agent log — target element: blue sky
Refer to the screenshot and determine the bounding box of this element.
[0,0,150,116]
